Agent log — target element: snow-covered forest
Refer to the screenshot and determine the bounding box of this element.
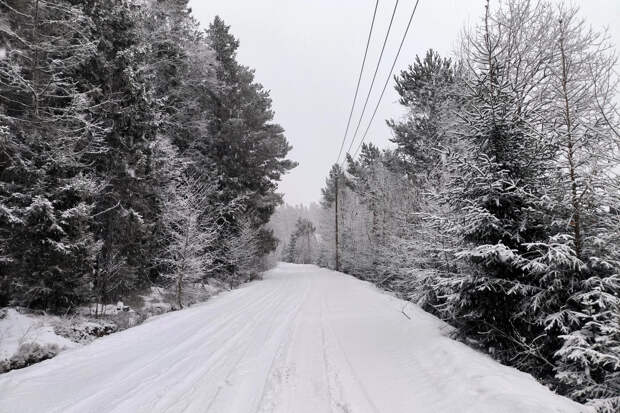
[278,1,619,410]
[267,203,321,261]
[1,0,619,412]
[0,1,294,314]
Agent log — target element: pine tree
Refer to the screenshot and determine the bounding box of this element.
[205,17,296,257]
[285,218,317,264]
[388,49,457,186]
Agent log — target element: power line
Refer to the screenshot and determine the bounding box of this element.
[353,0,421,158]
[336,0,379,164]
[342,0,400,165]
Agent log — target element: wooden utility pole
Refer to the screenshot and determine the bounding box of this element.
[335,175,340,271]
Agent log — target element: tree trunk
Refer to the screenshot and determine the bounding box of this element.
[177,273,183,309]
[559,29,582,260]
[31,0,40,119]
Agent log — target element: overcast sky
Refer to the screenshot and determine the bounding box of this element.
[188,0,620,206]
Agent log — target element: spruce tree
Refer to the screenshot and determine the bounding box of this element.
[0,0,103,310]
[440,1,556,376]
[77,0,167,300]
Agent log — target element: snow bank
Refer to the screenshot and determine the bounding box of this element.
[0,280,228,373]
[0,309,78,364]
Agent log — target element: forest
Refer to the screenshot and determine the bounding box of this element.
[0,0,295,311]
[279,1,620,411]
[1,0,619,411]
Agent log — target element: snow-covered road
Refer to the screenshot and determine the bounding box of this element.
[0,263,588,413]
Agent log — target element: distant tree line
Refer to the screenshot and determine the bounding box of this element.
[267,202,321,259]
[317,1,620,411]
[282,218,317,264]
[0,0,295,311]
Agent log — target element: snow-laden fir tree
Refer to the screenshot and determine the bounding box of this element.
[0,0,104,310]
[77,0,166,299]
[438,0,559,377]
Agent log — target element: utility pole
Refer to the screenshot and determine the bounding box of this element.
[335,174,340,271]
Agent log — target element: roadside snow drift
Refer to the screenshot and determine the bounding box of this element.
[0,309,78,361]
[0,263,589,413]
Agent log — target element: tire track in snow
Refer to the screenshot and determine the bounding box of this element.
[56,279,290,413]
[321,287,381,413]
[201,278,300,413]
[0,263,589,413]
[319,297,337,413]
[156,276,300,413]
[254,274,311,413]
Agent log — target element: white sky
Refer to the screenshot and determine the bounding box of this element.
[188,0,620,206]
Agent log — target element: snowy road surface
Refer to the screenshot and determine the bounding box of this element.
[0,263,588,413]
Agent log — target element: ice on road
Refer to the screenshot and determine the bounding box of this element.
[0,263,588,413]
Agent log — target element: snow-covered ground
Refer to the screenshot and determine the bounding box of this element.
[0,309,78,361]
[0,263,589,413]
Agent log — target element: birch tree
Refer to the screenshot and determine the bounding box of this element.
[543,5,620,408]
[160,172,219,309]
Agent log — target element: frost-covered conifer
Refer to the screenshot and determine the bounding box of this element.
[0,0,103,310]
